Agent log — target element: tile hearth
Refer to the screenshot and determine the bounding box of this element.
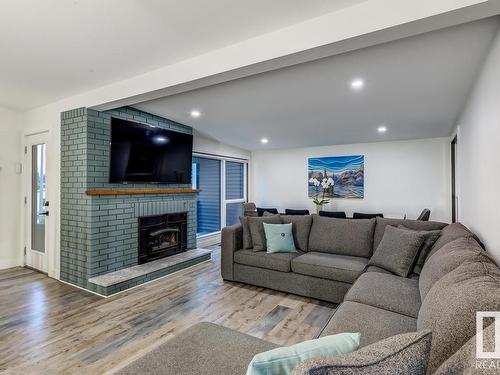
[88,248,212,296]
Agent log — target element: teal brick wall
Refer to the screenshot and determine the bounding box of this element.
[60,107,197,292]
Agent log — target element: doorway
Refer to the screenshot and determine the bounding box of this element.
[451,135,458,223]
[24,133,49,273]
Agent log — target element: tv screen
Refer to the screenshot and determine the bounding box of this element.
[109,118,193,184]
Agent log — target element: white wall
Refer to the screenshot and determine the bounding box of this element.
[0,107,24,269]
[456,27,500,264]
[193,131,250,160]
[251,138,450,222]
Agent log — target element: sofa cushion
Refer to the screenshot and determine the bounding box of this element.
[419,237,492,300]
[426,222,479,260]
[320,301,417,347]
[239,216,253,249]
[291,252,368,284]
[309,215,376,258]
[417,260,500,373]
[368,225,427,277]
[292,330,432,375]
[373,217,446,252]
[434,322,495,375]
[365,265,394,275]
[234,249,302,272]
[398,226,441,275]
[344,272,421,318]
[234,264,351,304]
[247,215,282,251]
[281,215,313,252]
[116,322,278,375]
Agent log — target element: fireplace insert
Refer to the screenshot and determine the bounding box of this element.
[138,212,188,264]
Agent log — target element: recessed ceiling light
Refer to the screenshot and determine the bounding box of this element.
[261,138,269,144]
[190,110,201,118]
[350,79,364,90]
[377,125,387,133]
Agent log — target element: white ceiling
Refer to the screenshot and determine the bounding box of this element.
[0,0,366,111]
[134,17,499,150]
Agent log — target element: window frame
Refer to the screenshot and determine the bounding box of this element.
[193,152,248,238]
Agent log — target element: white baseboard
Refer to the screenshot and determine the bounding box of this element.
[48,268,60,280]
[0,259,22,270]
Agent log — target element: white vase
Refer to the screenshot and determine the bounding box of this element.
[315,204,323,214]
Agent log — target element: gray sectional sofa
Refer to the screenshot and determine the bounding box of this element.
[222,215,447,304]
[218,215,500,373]
[119,215,500,374]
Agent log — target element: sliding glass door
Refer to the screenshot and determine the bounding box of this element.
[192,155,247,236]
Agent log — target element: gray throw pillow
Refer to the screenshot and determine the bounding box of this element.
[368,225,427,277]
[280,215,313,252]
[291,330,432,375]
[248,215,282,251]
[398,225,441,275]
[239,216,253,249]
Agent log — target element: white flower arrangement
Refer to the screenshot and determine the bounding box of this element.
[309,175,334,207]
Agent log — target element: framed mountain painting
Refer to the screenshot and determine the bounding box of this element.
[308,155,364,199]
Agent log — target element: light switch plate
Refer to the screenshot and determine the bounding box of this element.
[15,163,22,174]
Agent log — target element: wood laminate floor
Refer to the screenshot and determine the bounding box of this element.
[0,247,335,374]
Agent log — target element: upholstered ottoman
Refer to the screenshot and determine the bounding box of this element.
[115,322,276,375]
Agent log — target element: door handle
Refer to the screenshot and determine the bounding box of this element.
[38,211,49,216]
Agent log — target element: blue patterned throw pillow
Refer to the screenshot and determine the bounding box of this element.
[263,223,296,253]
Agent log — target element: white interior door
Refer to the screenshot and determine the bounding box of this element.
[24,133,49,273]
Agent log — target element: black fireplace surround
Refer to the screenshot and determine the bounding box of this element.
[138,212,188,264]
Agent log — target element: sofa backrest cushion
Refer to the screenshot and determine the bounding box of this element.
[309,215,375,258]
[425,222,479,260]
[373,218,446,252]
[291,330,432,375]
[417,260,500,373]
[418,237,491,300]
[247,215,282,251]
[281,215,313,252]
[433,321,495,375]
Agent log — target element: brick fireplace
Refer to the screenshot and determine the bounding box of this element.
[60,107,198,294]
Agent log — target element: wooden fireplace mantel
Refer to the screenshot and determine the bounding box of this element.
[85,188,202,196]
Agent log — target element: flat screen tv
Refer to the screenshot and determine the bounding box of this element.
[109,117,193,184]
